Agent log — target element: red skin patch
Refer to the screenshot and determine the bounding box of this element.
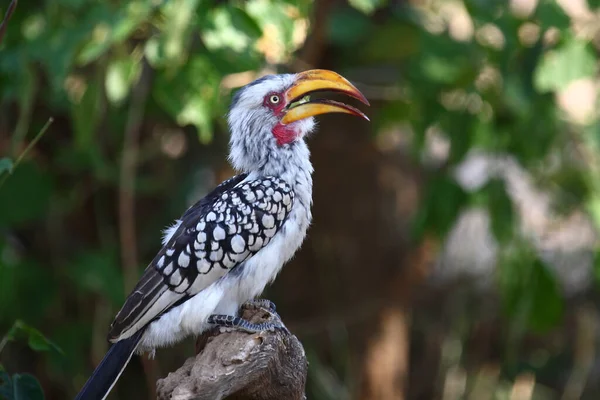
[264,92,298,146]
[272,123,297,146]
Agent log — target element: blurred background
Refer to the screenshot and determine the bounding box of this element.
[2,0,600,399]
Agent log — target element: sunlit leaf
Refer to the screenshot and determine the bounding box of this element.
[349,0,387,14]
[203,7,254,52]
[105,57,141,105]
[534,36,596,92]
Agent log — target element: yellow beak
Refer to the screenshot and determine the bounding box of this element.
[281,69,370,125]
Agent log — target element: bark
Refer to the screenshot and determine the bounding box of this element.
[156,306,307,400]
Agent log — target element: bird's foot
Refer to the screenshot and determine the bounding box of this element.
[208,313,289,334]
[241,298,277,313]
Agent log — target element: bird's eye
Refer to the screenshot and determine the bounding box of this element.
[269,95,280,104]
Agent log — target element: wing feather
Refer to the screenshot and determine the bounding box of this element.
[108,174,295,341]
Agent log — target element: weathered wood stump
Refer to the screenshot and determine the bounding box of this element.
[156,305,307,400]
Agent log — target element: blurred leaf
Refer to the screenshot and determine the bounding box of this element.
[67,250,124,307]
[328,7,372,47]
[534,36,596,92]
[0,370,13,400]
[105,56,141,105]
[228,6,263,39]
[70,76,102,149]
[349,0,386,15]
[500,252,564,333]
[363,22,418,63]
[412,175,468,239]
[1,321,62,356]
[20,325,63,355]
[153,55,219,143]
[589,0,600,9]
[421,56,466,85]
[0,159,13,175]
[485,179,514,243]
[536,0,571,30]
[0,369,44,400]
[76,3,152,65]
[0,163,53,226]
[12,374,44,400]
[546,166,591,213]
[203,6,257,52]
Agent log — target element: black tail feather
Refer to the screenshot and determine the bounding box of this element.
[75,330,144,400]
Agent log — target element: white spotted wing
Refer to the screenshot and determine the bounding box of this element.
[108,174,294,340]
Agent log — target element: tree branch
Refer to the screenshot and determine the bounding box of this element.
[156,306,307,400]
[0,0,17,45]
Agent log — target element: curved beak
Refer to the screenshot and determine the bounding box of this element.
[281,69,370,125]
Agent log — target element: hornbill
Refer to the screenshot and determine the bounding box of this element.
[75,69,369,399]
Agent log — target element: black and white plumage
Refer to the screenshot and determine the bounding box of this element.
[75,70,369,400]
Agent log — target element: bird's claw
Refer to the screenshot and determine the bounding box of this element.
[241,298,277,313]
[208,312,289,335]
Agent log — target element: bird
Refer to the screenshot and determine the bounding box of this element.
[75,69,369,400]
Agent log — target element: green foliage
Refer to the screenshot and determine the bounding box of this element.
[0,372,45,400]
[534,35,597,92]
[0,159,13,175]
[477,179,515,243]
[0,321,63,356]
[0,163,54,226]
[0,321,60,400]
[412,174,469,240]
[499,248,563,333]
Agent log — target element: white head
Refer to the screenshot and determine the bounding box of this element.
[226,69,369,174]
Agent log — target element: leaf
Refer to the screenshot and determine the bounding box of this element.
[327,7,372,47]
[536,0,571,30]
[5,321,63,356]
[152,55,220,143]
[70,77,102,149]
[0,159,13,175]
[412,175,469,240]
[227,6,263,39]
[12,374,44,400]
[485,179,514,243]
[499,252,564,333]
[25,329,63,355]
[0,370,13,400]
[105,57,141,105]
[349,0,387,14]
[534,36,596,92]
